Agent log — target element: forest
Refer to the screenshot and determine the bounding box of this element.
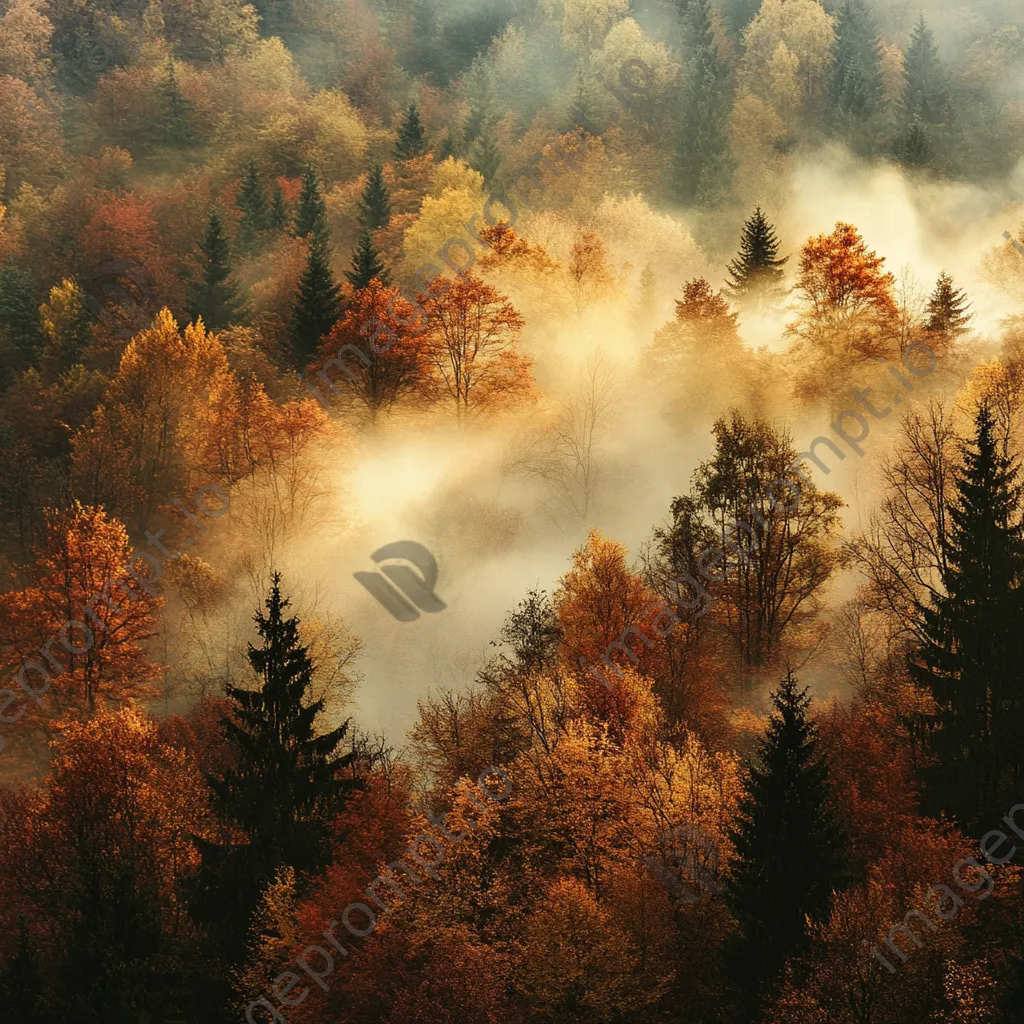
[1,0,1024,1020]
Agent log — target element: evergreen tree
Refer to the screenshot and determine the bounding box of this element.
[192,574,358,963]
[902,14,947,126]
[925,270,972,340]
[294,164,327,240]
[896,113,931,167]
[0,258,42,376]
[156,58,192,146]
[438,132,459,161]
[726,671,847,1020]
[912,405,1024,831]
[290,223,342,366]
[188,211,248,330]
[268,183,289,231]
[345,230,390,290]
[235,157,268,249]
[395,102,428,160]
[567,64,599,133]
[827,0,886,150]
[723,0,761,38]
[470,121,502,185]
[358,163,391,232]
[673,0,732,205]
[726,206,789,304]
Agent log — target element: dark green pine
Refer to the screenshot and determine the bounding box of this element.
[395,102,428,160]
[925,271,972,339]
[358,163,391,232]
[896,114,931,168]
[726,671,848,1021]
[726,206,788,304]
[902,14,947,125]
[268,183,289,231]
[236,157,268,250]
[912,405,1024,831]
[345,230,390,290]
[0,258,42,378]
[470,122,502,185]
[188,210,248,330]
[294,164,328,240]
[290,224,341,366]
[673,0,732,206]
[156,58,192,146]
[827,0,886,144]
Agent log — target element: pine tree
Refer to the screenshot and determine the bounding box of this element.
[294,164,327,240]
[188,211,248,330]
[726,671,848,1020]
[358,163,391,232]
[0,258,42,376]
[290,223,342,366]
[723,0,762,38]
[673,0,732,205]
[925,270,972,340]
[470,121,502,185]
[828,0,886,149]
[236,157,268,250]
[912,405,1024,831]
[567,65,600,133]
[155,58,192,146]
[268,183,288,231]
[395,102,428,160]
[902,14,947,125]
[896,113,931,168]
[192,574,359,962]
[345,230,391,290]
[726,206,789,305]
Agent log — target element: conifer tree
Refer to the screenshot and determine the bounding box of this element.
[673,0,732,205]
[470,121,502,185]
[0,258,41,379]
[236,157,268,249]
[723,0,761,38]
[395,102,428,160]
[290,220,342,366]
[358,163,391,232]
[294,164,327,240]
[925,270,972,340]
[188,211,248,330]
[902,14,947,125]
[156,58,192,146]
[567,65,599,133]
[912,405,1024,831]
[827,0,886,149]
[346,230,390,290]
[192,574,358,962]
[726,671,847,1020]
[896,113,931,168]
[268,183,288,231]
[726,206,789,304]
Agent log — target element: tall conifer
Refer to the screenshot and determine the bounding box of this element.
[726,206,789,304]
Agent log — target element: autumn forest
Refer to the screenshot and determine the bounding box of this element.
[1,0,1024,1021]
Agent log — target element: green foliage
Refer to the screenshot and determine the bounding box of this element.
[828,0,886,150]
[925,271,972,339]
[358,163,392,232]
[290,222,341,366]
[268,183,289,231]
[0,258,42,381]
[294,164,327,240]
[154,58,193,147]
[726,206,788,304]
[726,671,848,1020]
[345,229,390,290]
[912,405,1024,831]
[470,121,502,185]
[395,102,428,160]
[236,157,269,250]
[188,211,248,331]
[902,14,948,126]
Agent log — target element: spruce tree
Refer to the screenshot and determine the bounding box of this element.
[236,157,268,250]
[0,258,42,375]
[827,0,886,150]
[896,114,931,168]
[192,574,358,962]
[925,270,972,340]
[470,121,502,185]
[188,210,248,330]
[726,671,847,1020]
[395,102,428,160]
[912,405,1024,831]
[156,58,192,146]
[673,0,732,205]
[294,164,327,240]
[726,206,789,305]
[358,163,391,232]
[290,220,341,366]
[345,230,390,290]
[902,14,947,126]
[268,183,289,231]
[723,0,761,38]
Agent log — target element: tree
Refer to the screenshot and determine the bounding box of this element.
[726,671,847,1020]
[924,270,972,343]
[724,0,761,38]
[155,57,192,146]
[418,272,532,420]
[395,102,428,160]
[294,164,327,240]
[827,0,886,150]
[290,225,342,367]
[192,574,358,964]
[470,120,502,185]
[38,277,92,379]
[902,14,947,126]
[357,162,391,231]
[188,211,248,331]
[345,229,390,290]
[674,0,732,205]
[268,183,288,231]
[314,279,429,420]
[235,157,268,250]
[687,412,848,668]
[0,257,41,380]
[726,206,789,305]
[912,404,1024,832]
